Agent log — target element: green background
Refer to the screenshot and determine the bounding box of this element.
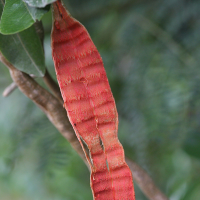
[0,0,200,199]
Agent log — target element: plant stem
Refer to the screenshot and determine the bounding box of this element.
[0,53,169,200]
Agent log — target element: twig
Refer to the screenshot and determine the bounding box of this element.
[1,72,58,98]
[2,74,36,97]
[34,21,45,46]
[0,53,86,164]
[33,21,63,104]
[126,158,169,200]
[2,82,17,97]
[0,53,169,200]
[2,69,63,103]
[43,70,63,104]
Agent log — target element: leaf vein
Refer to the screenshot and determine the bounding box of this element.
[15,34,42,75]
[23,1,36,21]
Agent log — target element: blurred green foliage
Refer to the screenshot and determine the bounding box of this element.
[0,0,200,199]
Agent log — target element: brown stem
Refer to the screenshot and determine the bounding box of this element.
[126,158,169,200]
[43,70,63,104]
[0,53,169,200]
[34,21,63,104]
[2,82,17,97]
[0,53,86,164]
[34,21,45,46]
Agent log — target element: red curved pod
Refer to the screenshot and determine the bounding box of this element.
[51,1,135,199]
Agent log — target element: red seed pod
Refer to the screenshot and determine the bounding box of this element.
[51,1,135,199]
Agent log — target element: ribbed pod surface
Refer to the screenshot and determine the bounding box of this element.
[51,1,135,199]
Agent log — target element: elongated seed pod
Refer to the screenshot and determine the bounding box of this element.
[51,1,135,199]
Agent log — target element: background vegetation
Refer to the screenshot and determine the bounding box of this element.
[0,0,200,199]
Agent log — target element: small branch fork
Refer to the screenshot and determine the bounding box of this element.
[0,53,169,200]
[2,82,17,97]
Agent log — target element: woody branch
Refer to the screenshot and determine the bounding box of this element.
[0,53,169,200]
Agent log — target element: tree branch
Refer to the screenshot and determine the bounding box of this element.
[0,53,86,163]
[126,158,169,200]
[0,53,169,200]
[33,21,63,104]
[43,70,63,104]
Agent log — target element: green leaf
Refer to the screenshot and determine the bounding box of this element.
[0,25,46,77]
[22,0,56,8]
[0,0,49,35]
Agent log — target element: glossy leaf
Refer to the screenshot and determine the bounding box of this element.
[22,0,56,8]
[0,0,49,34]
[0,25,45,77]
